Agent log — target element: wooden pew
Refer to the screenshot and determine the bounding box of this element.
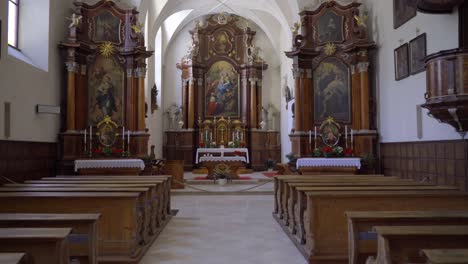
[4,183,166,233]
[285,185,457,241]
[0,253,31,264]
[28,178,172,216]
[367,226,468,264]
[421,249,468,264]
[0,187,152,246]
[298,191,468,264]
[0,228,71,264]
[0,213,100,264]
[346,211,468,264]
[0,192,145,263]
[274,175,387,216]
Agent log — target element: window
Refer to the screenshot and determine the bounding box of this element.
[8,0,20,48]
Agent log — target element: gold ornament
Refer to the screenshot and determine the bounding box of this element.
[324,42,337,56]
[354,13,368,27]
[99,42,115,57]
[131,23,142,34]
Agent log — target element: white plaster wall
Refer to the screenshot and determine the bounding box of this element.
[0,0,73,143]
[367,0,461,142]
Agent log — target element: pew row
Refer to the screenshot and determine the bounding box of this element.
[366,226,468,264]
[346,211,468,264]
[0,253,31,264]
[0,213,100,264]
[421,249,468,264]
[0,192,152,263]
[0,228,71,264]
[284,190,468,264]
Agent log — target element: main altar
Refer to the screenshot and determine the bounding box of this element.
[163,13,281,171]
[57,0,153,174]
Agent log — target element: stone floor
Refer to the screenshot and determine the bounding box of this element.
[140,195,306,264]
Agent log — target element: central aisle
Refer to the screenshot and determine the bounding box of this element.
[140,195,306,264]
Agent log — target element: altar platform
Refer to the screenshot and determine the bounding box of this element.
[296,157,361,175]
[74,159,146,175]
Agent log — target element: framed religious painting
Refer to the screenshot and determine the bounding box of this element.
[394,43,410,81]
[92,10,122,45]
[204,60,240,118]
[394,0,417,29]
[409,33,427,75]
[313,57,351,123]
[317,10,345,45]
[88,55,124,125]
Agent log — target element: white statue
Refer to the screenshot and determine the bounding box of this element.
[67,13,82,29]
[266,103,279,131]
[165,104,182,130]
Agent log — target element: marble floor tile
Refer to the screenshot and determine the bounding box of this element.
[140,195,306,264]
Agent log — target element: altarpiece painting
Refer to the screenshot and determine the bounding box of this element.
[317,10,344,44]
[88,55,124,125]
[313,57,351,123]
[93,10,122,44]
[205,61,240,117]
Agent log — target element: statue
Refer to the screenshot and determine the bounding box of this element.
[165,104,182,130]
[151,84,158,113]
[266,103,279,131]
[67,13,82,29]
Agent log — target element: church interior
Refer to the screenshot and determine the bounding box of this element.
[1,0,468,263]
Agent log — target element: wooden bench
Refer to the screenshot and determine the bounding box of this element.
[0,213,100,264]
[346,211,468,264]
[299,191,468,264]
[0,228,71,264]
[0,253,31,264]
[421,249,468,264]
[367,226,468,264]
[285,185,457,240]
[0,192,145,263]
[0,187,152,246]
[28,178,172,216]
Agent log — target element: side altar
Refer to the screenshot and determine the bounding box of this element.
[57,0,153,174]
[195,147,249,179]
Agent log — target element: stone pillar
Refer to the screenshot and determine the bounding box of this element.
[250,78,257,129]
[188,78,195,129]
[65,61,77,131]
[358,60,370,130]
[136,67,147,131]
[293,68,303,132]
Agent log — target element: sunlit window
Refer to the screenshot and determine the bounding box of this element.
[8,0,19,48]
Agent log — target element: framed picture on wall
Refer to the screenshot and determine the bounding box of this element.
[409,33,427,75]
[394,0,417,29]
[394,43,410,81]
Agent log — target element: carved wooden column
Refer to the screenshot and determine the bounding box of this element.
[241,73,248,124]
[136,67,146,131]
[303,69,313,132]
[182,79,188,129]
[76,64,87,130]
[250,78,257,128]
[187,78,195,129]
[126,60,135,130]
[358,59,370,130]
[257,80,262,127]
[293,68,303,132]
[196,78,204,121]
[65,61,77,131]
[351,64,362,130]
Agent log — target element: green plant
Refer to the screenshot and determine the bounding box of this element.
[286,153,297,164]
[265,158,276,170]
[361,153,376,169]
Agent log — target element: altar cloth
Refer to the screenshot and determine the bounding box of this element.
[195,148,249,164]
[296,158,361,169]
[74,159,145,172]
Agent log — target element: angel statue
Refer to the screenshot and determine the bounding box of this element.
[165,104,182,130]
[291,21,301,37]
[67,13,82,29]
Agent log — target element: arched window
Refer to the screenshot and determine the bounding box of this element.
[8,0,20,48]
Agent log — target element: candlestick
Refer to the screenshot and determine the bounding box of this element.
[122,126,125,151]
[127,130,130,152]
[345,125,348,149]
[84,128,87,154]
[89,126,92,155]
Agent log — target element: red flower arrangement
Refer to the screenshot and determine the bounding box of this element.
[321,146,333,154]
[344,148,354,156]
[93,148,103,154]
[199,142,205,147]
[233,151,243,156]
[113,147,124,155]
[239,142,246,147]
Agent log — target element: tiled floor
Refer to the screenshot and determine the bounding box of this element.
[140,195,306,264]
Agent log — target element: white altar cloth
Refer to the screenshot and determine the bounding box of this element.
[296,158,361,169]
[196,148,249,164]
[198,156,247,163]
[74,159,145,172]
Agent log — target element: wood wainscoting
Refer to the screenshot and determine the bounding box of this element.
[380,140,468,191]
[0,140,57,183]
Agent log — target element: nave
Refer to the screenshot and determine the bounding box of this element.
[140,195,306,264]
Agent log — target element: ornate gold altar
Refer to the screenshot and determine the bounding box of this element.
[58,0,153,173]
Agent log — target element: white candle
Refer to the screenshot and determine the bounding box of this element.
[89,126,92,152]
[314,126,317,140]
[351,129,354,145]
[84,128,87,153]
[210,132,212,141]
[309,130,311,145]
[122,126,125,150]
[127,130,130,149]
[345,125,348,141]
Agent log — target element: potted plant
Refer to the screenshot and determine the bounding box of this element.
[313,147,323,157]
[360,153,377,174]
[215,172,228,185]
[286,153,297,166]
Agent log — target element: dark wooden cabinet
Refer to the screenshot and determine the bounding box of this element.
[163,131,196,171]
[250,131,281,170]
